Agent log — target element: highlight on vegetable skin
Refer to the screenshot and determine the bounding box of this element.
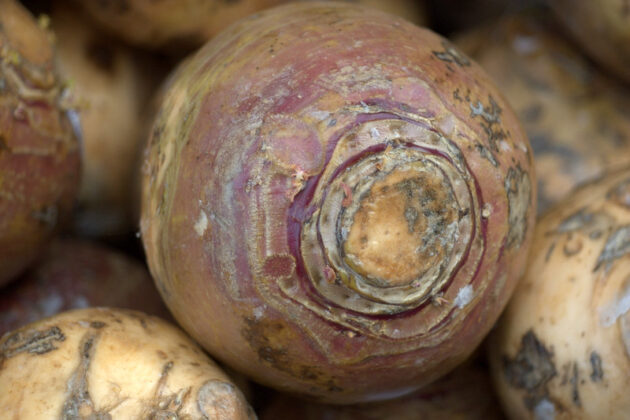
[141,1,535,403]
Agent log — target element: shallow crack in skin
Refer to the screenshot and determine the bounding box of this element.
[1,326,65,363]
[432,40,471,68]
[146,361,192,419]
[61,329,121,420]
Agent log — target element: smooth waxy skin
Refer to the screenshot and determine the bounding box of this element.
[0,308,255,419]
[0,238,169,335]
[261,364,504,419]
[52,4,158,237]
[141,2,535,403]
[489,168,630,419]
[457,14,630,215]
[550,0,630,84]
[0,0,80,287]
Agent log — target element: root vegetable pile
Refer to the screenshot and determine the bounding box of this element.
[3,0,630,418]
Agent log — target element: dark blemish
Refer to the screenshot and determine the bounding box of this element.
[328,118,337,127]
[475,143,498,167]
[590,352,604,382]
[432,40,471,67]
[505,165,532,249]
[458,208,469,220]
[590,230,603,240]
[90,321,106,329]
[404,206,419,233]
[149,360,193,418]
[469,95,507,157]
[607,177,630,209]
[553,209,593,234]
[86,40,115,73]
[503,330,556,410]
[0,134,7,151]
[569,362,581,407]
[1,326,66,360]
[594,225,630,271]
[241,318,337,389]
[61,332,115,419]
[545,242,556,262]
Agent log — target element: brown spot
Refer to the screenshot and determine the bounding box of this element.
[589,352,603,382]
[503,330,556,410]
[505,165,532,249]
[90,321,106,329]
[262,255,296,278]
[1,326,65,360]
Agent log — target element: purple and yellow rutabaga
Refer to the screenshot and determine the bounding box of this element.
[489,167,630,419]
[141,2,535,403]
[0,0,80,287]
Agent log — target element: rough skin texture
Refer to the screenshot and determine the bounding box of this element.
[549,0,630,84]
[457,13,630,215]
[261,363,504,419]
[0,308,256,419]
[489,167,630,419]
[0,238,170,335]
[0,0,81,287]
[141,2,535,403]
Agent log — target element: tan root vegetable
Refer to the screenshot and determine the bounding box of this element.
[0,0,81,287]
[51,4,160,237]
[261,363,504,419]
[74,0,287,51]
[489,167,630,419]
[457,13,630,214]
[549,0,630,84]
[141,2,535,403]
[0,238,169,335]
[0,308,256,419]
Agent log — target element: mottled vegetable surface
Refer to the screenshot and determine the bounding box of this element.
[141,2,535,403]
[51,4,159,237]
[0,308,256,419]
[489,167,630,419]
[457,13,630,215]
[261,363,505,419]
[0,0,81,287]
[0,238,169,335]
[549,0,630,84]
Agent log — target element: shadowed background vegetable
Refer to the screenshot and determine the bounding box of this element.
[141,1,535,403]
[456,13,630,215]
[549,0,630,84]
[0,0,80,287]
[0,238,169,335]
[489,167,630,419]
[261,363,504,419]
